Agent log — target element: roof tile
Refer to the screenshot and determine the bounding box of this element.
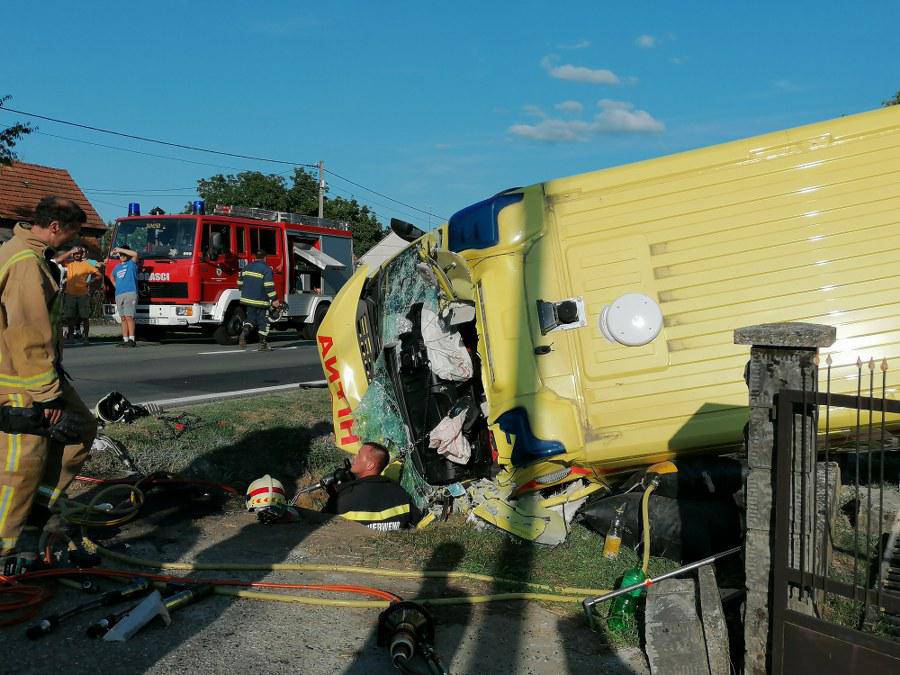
[0,161,106,232]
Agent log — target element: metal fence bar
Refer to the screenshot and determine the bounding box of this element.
[854,358,863,601]
[878,359,888,609]
[772,391,797,673]
[864,359,875,625]
[823,355,833,603]
[784,569,900,614]
[811,355,821,612]
[800,367,809,601]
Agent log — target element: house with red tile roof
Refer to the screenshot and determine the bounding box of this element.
[0,160,106,252]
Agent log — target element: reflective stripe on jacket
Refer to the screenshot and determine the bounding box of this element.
[238,260,276,307]
[322,475,421,530]
[0,225,63,402]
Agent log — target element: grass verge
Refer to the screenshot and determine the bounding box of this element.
[83,388,672,649]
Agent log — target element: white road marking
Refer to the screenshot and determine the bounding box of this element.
[140,383,303,407]
[197,345,300,355]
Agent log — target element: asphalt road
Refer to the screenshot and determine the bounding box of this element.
[61,331,326,406]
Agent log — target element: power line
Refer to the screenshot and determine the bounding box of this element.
[324,168,447,221]
[326,183,422,223]
[85,186,196,192]
[8,108,444,221]
[90,197,129,210]
[3,107,317,168]
[35,131,253,172]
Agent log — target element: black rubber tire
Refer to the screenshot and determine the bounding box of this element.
[303,303,329,340]
[213,304,246,345]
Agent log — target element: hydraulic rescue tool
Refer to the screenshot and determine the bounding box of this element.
[377,601,448,675]
[95,583,215,641]
[25,577,152,639]
[290,459,354,504]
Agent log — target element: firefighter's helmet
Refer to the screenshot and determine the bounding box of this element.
[94,391,130,425]
[245,474,287,511]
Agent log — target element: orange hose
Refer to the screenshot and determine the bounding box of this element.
[0,566,401,625]
[0,581,51,627]
[74,474,239,495]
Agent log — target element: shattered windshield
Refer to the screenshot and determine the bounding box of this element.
[114,218,197,259]
[352,247,440,456]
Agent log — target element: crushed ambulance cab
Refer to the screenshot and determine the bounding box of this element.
[318,105,900,542]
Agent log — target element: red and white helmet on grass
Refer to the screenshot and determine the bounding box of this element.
[245,474,286,511]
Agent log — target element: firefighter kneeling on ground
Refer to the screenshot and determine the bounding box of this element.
[254,442,421,531]
[238,250,280,352]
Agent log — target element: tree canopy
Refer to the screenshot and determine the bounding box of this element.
[883,91,900,107]
[192,168,386,257]
[0,96,34,166]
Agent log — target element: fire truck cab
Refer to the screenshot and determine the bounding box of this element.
[103,203,353,343]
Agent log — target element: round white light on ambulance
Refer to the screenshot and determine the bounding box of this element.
[599,293,663,346]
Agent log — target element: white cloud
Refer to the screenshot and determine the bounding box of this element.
[635,34,656,49]
[555,100,584,114]
[522,104,546,118]
[541,56,621,84]
[509,100,664,142]
[548,63,620,84]
[597,99,632,111]
[509,119,595,143]
[558,39,591,50]
[595,99,665,132]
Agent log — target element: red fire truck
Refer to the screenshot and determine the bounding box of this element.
[102,203,354,343]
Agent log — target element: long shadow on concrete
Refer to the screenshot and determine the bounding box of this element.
[5,422,342,674]
[343,541,471,674]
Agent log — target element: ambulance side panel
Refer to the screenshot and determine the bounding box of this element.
[539,106,900,466]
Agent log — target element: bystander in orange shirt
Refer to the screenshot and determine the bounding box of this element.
[64,259,97,296]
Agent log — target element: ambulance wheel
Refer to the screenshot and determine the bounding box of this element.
[214,305,246,345]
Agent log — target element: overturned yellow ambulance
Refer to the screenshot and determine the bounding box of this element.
[317,105,900,540]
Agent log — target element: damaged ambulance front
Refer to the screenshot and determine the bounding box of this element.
[317,186,638,543]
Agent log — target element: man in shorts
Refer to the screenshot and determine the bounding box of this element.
[110,247,139,348]
[61,247,98,344]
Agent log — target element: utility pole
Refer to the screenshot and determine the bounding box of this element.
[317,160,325,219]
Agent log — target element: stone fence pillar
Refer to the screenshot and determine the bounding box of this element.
[734,322,836,675]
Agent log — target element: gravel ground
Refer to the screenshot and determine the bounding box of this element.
[3,508,649,675]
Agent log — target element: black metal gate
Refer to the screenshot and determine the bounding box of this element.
[772,358,900,672]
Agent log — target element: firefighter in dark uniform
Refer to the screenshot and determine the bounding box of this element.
[238,250,279,351]
[322,442,421,531]
[257,442,421,530]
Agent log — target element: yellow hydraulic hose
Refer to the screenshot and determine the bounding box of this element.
[640,482,656,575]
[85,539,610,597]
[50,481,613,607]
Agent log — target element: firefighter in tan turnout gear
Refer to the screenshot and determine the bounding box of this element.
[0,197,98,571]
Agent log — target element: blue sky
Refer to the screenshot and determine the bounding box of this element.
[2,2,898,228]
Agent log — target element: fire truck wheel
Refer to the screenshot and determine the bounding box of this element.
[303,303,329,340]
[214,304,247,345]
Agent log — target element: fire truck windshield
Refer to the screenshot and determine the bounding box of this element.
[113,218,197,259]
